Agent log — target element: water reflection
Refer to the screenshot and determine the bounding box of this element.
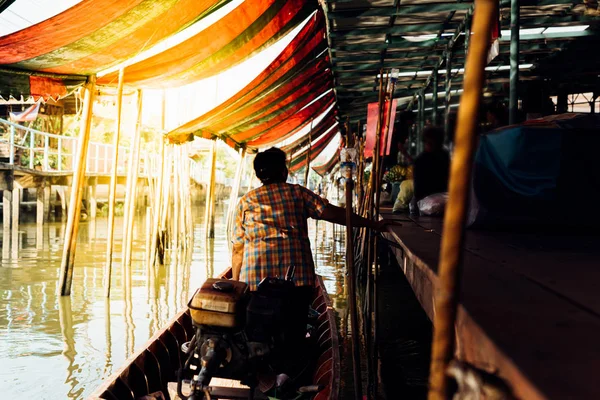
[0,202,347,399]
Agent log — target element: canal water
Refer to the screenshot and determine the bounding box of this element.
[0,202,347,399]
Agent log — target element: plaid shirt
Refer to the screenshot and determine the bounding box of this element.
[232,182,328,290]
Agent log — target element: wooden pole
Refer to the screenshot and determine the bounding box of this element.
[304,120,313,187]
[345,164,363,400]
[427,0,496,398]
[226,147,247,240]
[104,68,125,298]
[205,139,217,238]
[122,90,144,277]
[148,136,166,269]
[59,75,96,296]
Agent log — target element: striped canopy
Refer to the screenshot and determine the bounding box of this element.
[0,0,318,96]
[281,107,338,155]
[289,129,339,173]
[167,11,334,150]
[0,0,231,75]
[312,150,339,176]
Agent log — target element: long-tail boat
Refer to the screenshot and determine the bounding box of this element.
[88,268,340,400]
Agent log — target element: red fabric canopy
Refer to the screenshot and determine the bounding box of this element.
[289,128,339,173]
[167,12,327,143]
[98,0,314,87]
[281,109,338,155]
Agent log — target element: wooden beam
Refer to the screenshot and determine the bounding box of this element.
[328,3,473,18]
[58,75,96,296]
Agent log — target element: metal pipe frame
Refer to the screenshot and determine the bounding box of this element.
[509,0,520,124]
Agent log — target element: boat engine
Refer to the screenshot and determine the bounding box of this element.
[178,268,296,400]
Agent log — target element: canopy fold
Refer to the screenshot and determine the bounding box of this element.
[243,91,335,147]
[281,109,338,154]
[289,129,339,173]
[312,151,339,176]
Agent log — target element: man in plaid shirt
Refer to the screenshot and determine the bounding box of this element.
[231,148,393,355]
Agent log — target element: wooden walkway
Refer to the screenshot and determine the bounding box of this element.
[381,207,600,400]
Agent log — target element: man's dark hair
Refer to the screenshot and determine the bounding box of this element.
[254,147,288,184]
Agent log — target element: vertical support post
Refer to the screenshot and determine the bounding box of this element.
[432,69,439,125]
[205,139,217,239]
[29,130,35,169]
[427,0,496,397]
[89,180,97,219]
[344,165,363,400]
[11,187,19,257]
[37,183,44,250]
[226,147,247,238]
[9,125,14,164]
[122,89,144,272]
[419,91,425,152]
[44,135,50,171]
[509,0,520,125]
[58,138,62,172]
[104,68,125,298]
[58,75,96,296]
[444,50,453,143]
[304,120,313,187]
[2,189,11,259]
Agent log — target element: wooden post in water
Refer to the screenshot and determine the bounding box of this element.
[344,163,363,400]
[59,75,96,296]
[122,90,144,276]
[304,120,313,187]
[2,189,10,259]
[148,136,166,269]
[104,68,125,298]
[205,139,217,238]
[226,147,246,240]
[427,0,496,398]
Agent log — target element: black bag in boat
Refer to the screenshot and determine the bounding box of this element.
[467,113,600,229]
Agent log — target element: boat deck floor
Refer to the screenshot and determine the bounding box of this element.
[380,207,600,400]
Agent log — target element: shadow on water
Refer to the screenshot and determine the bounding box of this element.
[0,202,349,399]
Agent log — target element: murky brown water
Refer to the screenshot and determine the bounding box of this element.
[0,202,346,399]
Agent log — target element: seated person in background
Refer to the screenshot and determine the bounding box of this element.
[232,147,395,357]
[412,126,450,212]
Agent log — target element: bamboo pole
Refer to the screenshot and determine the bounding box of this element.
[366,70,386,399]
[205,139,218,238]
[104,68,125,298]
[304,120,313,187]
[345,164,363,400]
[427,0,496,398]
[122,90,144,278]
[148,136,166,269]
[59,75,96,296]
[226,148,247,241]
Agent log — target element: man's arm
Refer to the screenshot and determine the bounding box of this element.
[319,203,393,231]
[232,243,244,281]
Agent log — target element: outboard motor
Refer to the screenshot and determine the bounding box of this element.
[178,268,296,400]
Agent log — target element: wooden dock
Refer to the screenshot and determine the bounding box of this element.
[381,207,600,400]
